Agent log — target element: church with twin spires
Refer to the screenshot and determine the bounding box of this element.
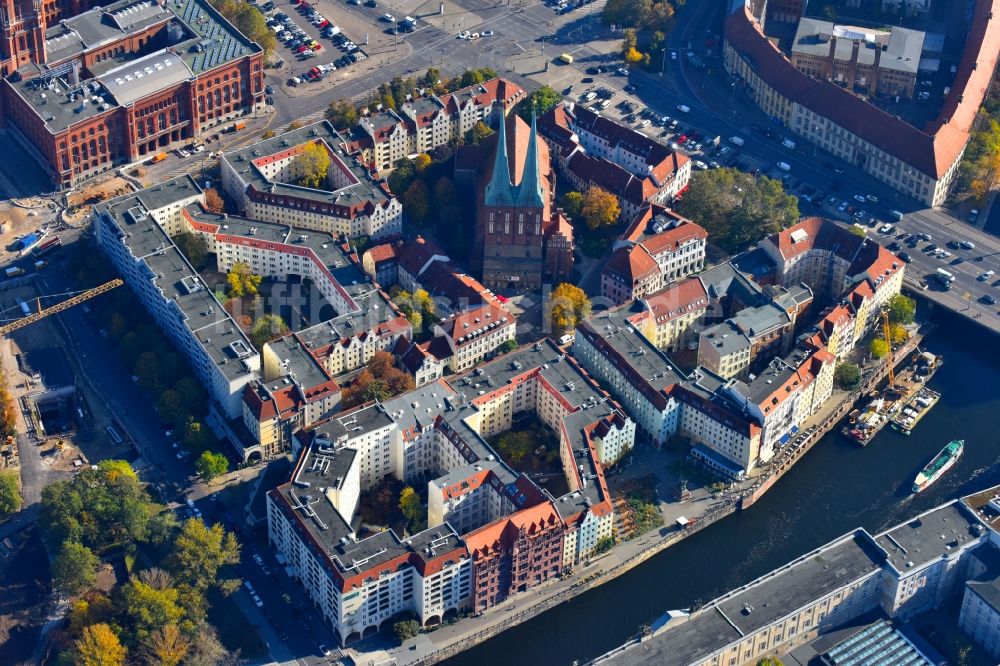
[457,111,574,291]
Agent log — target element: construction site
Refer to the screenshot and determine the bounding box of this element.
[0,274,130,501]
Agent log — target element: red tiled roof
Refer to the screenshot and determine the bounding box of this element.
[365,242,397,265]
[604,244,659,282]
[437,303,514,348]
[463,500,562,558]
[725,1,1000,179]
[637,278,709,324]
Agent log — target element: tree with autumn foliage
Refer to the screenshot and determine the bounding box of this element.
[226,261,262,298]
[291,142,331,189]
[202,188,225,213]
[581,186,621,229]
[342,352,414,407]
[139,624,190,666]
[74,623,128,666]
[549,283,592,336]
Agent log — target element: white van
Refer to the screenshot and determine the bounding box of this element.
[776,161,791,171]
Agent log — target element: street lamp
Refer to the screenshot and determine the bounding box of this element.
[730,80,736,118]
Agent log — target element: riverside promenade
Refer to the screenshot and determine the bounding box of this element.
[349,327,930,666]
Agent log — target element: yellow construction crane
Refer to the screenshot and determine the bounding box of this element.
[880,308,895,386]
[0,279,123,336]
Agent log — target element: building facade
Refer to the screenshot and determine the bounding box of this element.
[467,113,574,290]
[220,121,402,241]
[0,0,264,189]
[724,0,1000,206]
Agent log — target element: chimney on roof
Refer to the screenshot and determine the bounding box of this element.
[826,35,837,80]
[870,42,881,96]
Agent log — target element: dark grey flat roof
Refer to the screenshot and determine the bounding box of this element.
[97,177,257,383]
[603,531,885,666]
[264,334,331,391]
[875,500,984,573]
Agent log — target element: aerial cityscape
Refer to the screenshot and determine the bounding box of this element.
[0,0,998,664]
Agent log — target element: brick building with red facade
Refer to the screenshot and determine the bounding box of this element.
[0,0,264,189]
[457,112,573,291]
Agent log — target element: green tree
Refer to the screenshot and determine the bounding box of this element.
[848,224,867,237]
[39,460,151,553]
[52,541,100,594]
[870,338,889,359]
[146,511,180,546]
[291,142,331,189]
[887,294,916,325]
[226,261,262,298]
[403,180,431,226]
[250,314,289,349]
[421,68,441,88]
[195,451,229,483]
[75,623,127,666]
[182,421,216,454]
[229,4,275,56]
[120,579,184,640]
[155,392,185,434]
[833,362,861,389]
[393,619,420,642]
[387,156,416,195]
[498,339,518,354]
[134,351,162,390]
[581,186,621,229]
[168,519,240,591]
[560,191,584,219]
[517,85,561,119]
[325,100,359,129]
[621,27,637,57]
[464,120,494,145]
[0,470,22,514]
[549,283,592,336]
[398,487,422,529]
[756,659,784,666]
[173,232,209,270]
[677,167,798,253]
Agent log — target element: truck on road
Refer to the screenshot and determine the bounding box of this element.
[5,267,25,278]
[231,121,247,132]
[149,152,167,164]
[729,135,745,146]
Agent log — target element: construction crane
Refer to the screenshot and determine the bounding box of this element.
[0,279,123,336]
[880,308,895,387]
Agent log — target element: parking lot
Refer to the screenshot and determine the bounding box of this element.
[258,0,379,87]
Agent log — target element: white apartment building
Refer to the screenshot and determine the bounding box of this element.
[220,121,402,240]
[959,574,1000,659]
[354,78,526,172]
[724,1,1000,206]
[94,176,261,421]
[596,498,993,666]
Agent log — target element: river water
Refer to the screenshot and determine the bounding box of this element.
[445,309,1000,666]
